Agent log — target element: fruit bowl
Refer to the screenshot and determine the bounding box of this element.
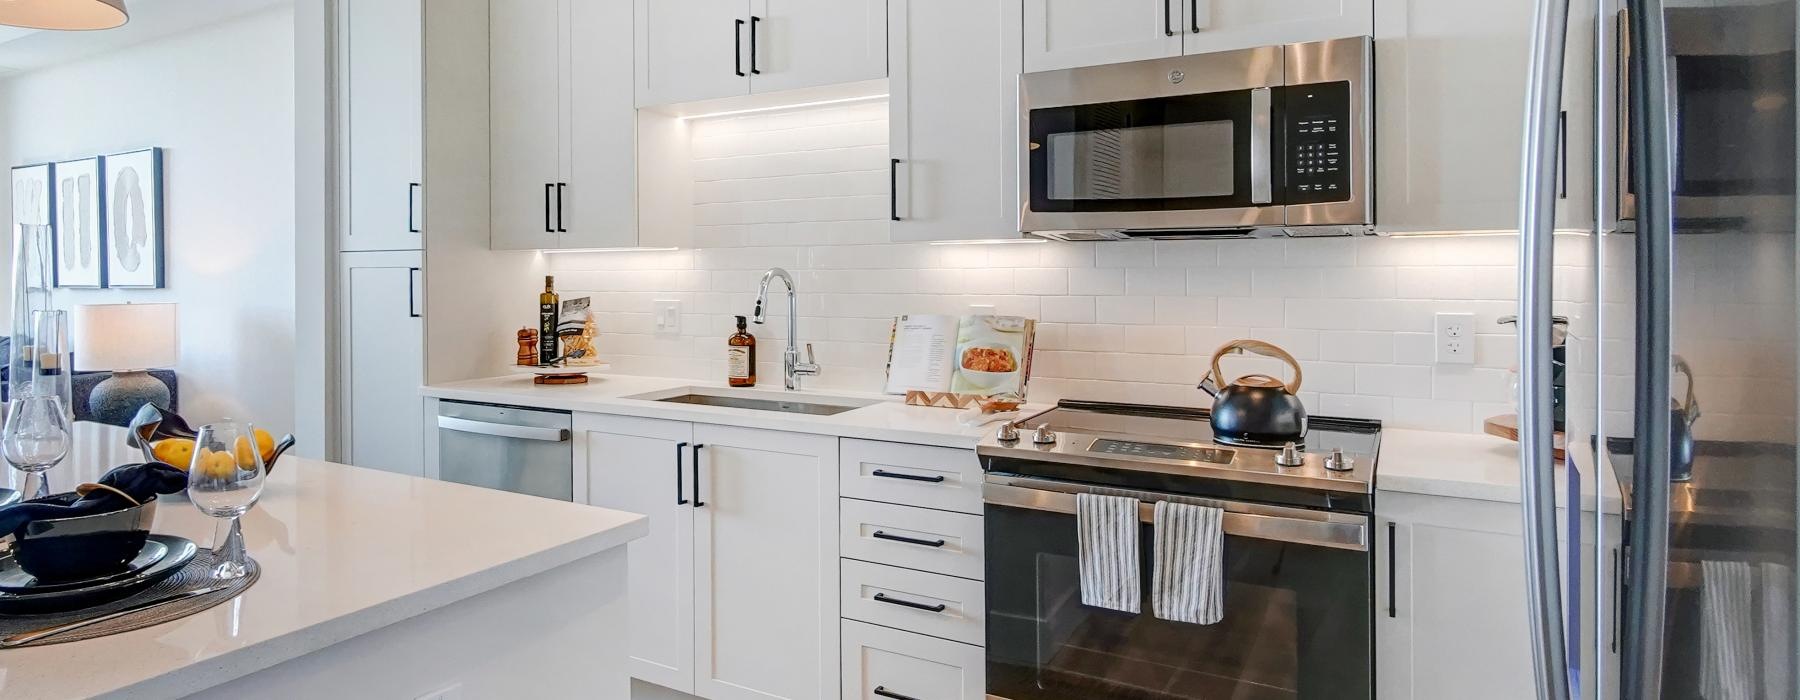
[125,404,297,473]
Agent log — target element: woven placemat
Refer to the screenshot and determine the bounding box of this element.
[0,551,259,648]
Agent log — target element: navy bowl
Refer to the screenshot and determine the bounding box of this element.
[11,493,158,584]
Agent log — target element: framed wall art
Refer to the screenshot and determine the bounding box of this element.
[52,156,103,288]
[102,148,163,288]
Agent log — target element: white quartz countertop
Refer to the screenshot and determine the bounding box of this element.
[1377,428,1623,514]
[423,374,1033,449]
[0,424,648,700]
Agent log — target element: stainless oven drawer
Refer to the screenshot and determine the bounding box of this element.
[840,440,983,515]
[841,498,985,581]
[842,559,985,646]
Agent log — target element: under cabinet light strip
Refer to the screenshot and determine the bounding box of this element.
[678,94,888,121]
[540,247,680,254]
[927,238,1047,246]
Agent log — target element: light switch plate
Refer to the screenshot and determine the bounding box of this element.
[1436,312,1475,364]
[653,299,682,336]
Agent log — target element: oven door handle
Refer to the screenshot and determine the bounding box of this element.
[1249,86,1273,205]
[982,481,1368,552]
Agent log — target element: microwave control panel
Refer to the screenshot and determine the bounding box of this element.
[1283,81,1353,204]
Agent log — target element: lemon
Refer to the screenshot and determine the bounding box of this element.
[195,448,241,480]
[152,438,197,470]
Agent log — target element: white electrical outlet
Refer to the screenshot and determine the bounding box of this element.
[652,299,682,336]
[1436,312,1475,364]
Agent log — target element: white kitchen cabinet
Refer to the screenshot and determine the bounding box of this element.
[490,0,637,250]
[337,251,424,475]
[583,414,696,694]
[634,0,886,107]
[1376,490,1619,700]
[339,0,421,252]
[1374,0,1594,233]
[581,415,839,700]
[841,619,984,700]
[888,0,1022,242]
[1023,0,1372,73]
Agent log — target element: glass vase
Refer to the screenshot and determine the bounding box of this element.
[8,224,53,404]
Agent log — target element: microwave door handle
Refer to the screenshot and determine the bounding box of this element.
[1250,86,1273,205]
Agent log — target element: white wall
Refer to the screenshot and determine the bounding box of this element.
[0,7,297,431]
[549,99,1595,433]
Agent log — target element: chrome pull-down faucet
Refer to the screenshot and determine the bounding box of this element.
[752,267,820,390]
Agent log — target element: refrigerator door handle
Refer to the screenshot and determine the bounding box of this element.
[1622,0,1676,697]
[1516,0,1574,697]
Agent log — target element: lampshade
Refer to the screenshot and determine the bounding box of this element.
[72,303,176,371]
[0,0,128,31]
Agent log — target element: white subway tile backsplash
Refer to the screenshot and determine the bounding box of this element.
[548,100,1536,432]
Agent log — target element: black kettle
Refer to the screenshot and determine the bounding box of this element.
[1670,355,1699,482]
[1199,339,1307,446]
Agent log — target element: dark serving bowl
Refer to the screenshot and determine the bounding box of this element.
[10,493,158,584]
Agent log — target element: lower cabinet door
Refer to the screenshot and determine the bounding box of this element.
[841,619,984,700]
[580,413,697,694]
[339,250,423,476]
[691,424,840,700]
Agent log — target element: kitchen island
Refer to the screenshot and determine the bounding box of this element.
[0,424,648,699]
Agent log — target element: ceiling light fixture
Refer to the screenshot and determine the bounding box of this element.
[0,0,128,31]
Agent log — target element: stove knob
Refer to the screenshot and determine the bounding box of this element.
[996,421,1020,443]
[1031,424,1058,445]
[1324,447,1354,472]
[1275,442,1305,467]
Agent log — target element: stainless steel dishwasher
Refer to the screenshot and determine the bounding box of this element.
[435,400,573,501]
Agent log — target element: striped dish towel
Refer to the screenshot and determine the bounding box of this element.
[1701,560,1755,700]
[1076,493,1140,614]
[1151,500,1224,625]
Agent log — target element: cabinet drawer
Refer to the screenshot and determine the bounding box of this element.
[841,498,984,581]
[841,559,985,646]
[842,619,984,700]
[840,440,982,515]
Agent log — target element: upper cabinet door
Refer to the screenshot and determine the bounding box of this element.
[746,0,887,94]
[341,0,422,252]
[888,0,1021,242]
[564,0,639,248]
[1022,0,1184,73]
[489,0,562,250]
[1184,0,1373,55]
[637,0,752,107]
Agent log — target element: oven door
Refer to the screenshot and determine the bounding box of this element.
[1020,46,1286,233]
[984,478,1371,700]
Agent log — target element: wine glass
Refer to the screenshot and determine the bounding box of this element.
[187,421,266,579]
[2,394,70,500]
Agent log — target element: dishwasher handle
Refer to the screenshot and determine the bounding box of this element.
[436,415,570,442]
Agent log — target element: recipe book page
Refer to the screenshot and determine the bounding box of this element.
[884,314,958,393]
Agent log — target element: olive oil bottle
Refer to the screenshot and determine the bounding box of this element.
[538,276,559,365]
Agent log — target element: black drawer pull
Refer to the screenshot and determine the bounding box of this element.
[873,592,946,613]
[1387,521,1397,618]
[872,531,946,548]
[871,469,944,483]
[873,687,919,700]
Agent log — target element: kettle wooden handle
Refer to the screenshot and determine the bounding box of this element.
[1209,339,1303,395]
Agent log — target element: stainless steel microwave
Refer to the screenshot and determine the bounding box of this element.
[1019,36,1374,240]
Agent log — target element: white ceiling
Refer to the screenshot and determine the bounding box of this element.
[0,0,289,76]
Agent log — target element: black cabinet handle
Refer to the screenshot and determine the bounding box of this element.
[690,443,706,507]
[1163,0,1174,36]
[1387,521,1397,618]
[889,158,901,221]
[873,687,919,700]
[873,592,946,613]
[872,531,945,548]
[871,469,943,483]
[555,183,567,232]
[543,183,553,233]
[749,16,761,74]
[733,19,745,76]
[1557,110,1569,199]
[675,442,689,505]
[408,182,421,233]
[1190,0,1202,32]
[407,267,421,318]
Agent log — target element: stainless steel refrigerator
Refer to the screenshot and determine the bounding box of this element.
[1517,0,1798,698]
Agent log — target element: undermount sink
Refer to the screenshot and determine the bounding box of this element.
[628,388,880,416]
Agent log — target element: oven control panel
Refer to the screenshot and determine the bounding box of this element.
[1283,80,1353,204]
[1091,438,1236,465]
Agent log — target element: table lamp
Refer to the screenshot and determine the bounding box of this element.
[71,303,176,425]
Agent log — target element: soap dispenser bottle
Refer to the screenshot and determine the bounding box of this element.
[728,315,757,387]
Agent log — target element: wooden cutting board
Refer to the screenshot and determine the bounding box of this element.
[1483,414,1566,460]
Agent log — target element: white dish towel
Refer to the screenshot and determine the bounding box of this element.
[1076,493,1141,613]
[1152,500,1225,625]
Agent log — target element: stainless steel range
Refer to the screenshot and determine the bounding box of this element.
[979,400,1379,699]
